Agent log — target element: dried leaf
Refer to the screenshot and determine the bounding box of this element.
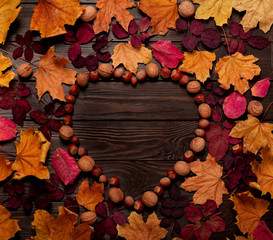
[34,46,77,101]
[0,54,16,88]
[230,191,269,239]
[181,154,228,206]
[12,127,50,180]
[111,42,152,74]
[0,116,17,141]
[181,34,199,52]
[0,0,21,44]
[214,52,261,94]
[117,211,168,240]
[223,92,247,119]
[232,0,273,33]
[76,179,104,211]
[253,220,273,240]
[138,0,179,35]
[201,28,222,49]
[230,114,273,154]
[30,0,84,38]
[251,78,270,98]
[193,0,232,26]
[0,156,12,181]
[0,205,20,239]
[179,50,216,83]
[93,0,136,34]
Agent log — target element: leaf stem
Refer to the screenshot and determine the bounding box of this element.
[261,101,273,122]
[221,27,230,56]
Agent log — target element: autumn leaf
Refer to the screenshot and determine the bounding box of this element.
[0,0,21,44]
[179,50,216,83]
[230,191,269,239]
[193,0,232,26]
[30,0,84,38]
[138,0,179,35]
[0,116,17,141]
[0,205,20,239]
[111,42,152,74]
[93,0,136,34]
[117,211,168,240]
[214,52,261,94]
[34,46,77,101]
[75,179,104,211]
[229,114,273,154]
[181,154,228,206]
[0,53,16,87]
[12,127,50,180]
[32,206,92,240]
[233,0,273,33]
[0,155,13,181]
[251,147,273,197]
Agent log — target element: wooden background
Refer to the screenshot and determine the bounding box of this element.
[1,0,273,239]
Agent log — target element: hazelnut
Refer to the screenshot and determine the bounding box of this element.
[186,80,201,93]
[59,125,73,141]
[76,72,89,87]
[198,103,211,118]
[247,100,263,116]
[190,137,205,152]
[198,119,210,129]
[183,150,194,162]
[98,64,113,78]
[178,1,195,18]
[160,177,171,187]
[124,196,134,207]
[80,211,97,225]
[113,67,124,78]
[109,187,124,203]
[136,69,147,81]
[146,63,159,78]
[17,63,32,78]
[154,185,163,196]
[78,156,95,172]
[80,6,97,22]
[142,191,158,207]
[78,146,88,157]
[99,174,108,183]
[160,67,171,79]
[179,74,190,85]
[195,128,206,137]
[134,199,144,212]
[174,161,190,176]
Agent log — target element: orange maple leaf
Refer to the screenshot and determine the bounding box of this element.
[32,206,92,240]
[138,0,179,35]
[230,191,269,239]
[12,127,50,180]
[0,155,12,182]
[117,211,168,240]
[93,0,136,34]
[75,178,104,211]
[0,53,16,88]
[181,154,228,207]
[34,46,77,101]
[30,0,84,38]
[0,205,20,240]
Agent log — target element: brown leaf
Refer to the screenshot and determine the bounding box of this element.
[181,154,228,207]
[0,205,20,239]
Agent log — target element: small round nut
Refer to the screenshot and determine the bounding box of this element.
[98,64,113,78]
[198,103,212,118]
[146,63,159,78]
[124,196,134,207]
[186,80,201,94]
[178,1,195,18]
[80,211,97,225]
[247,100,263,116]
[80,6,97,22]
[59,125,73,141]
[195,128,206,137]
[17,63,32,78]
[142,191,158,207]
[109,187,124,203]
[76,72,89,87]
[174,161,190,176]
[78,156,95,172]
[190,137,205,153]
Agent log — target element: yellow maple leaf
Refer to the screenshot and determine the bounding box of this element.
[12,127,50,180]
[34,46,76,101]
[230,114,273,154]
[233,0,273,33]
[0,53,16,88]
[214,52,261,94]
[251,147,273,197]
[117,211,168,240]
[75,178,104,211]
[0,155,13,181]
[230,191,269,239]
[0,205,20,239]
[193,0,232,26]
[0,0,21,45]
[30,0,84,38]
[181,154,228,207]
[138,0,178,35]
[179,50,216,83]
[32,207,92,240]
[94,0,136,34]
[111,42,152,74]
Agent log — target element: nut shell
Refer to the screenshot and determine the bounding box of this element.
[78,156,95,172]
[247,100,263,116]
[18,63,32,78]
[178,1,195,18]
[142,191,158,207]
[98,64,113,78]
[146,63,159,78]
[190,137,205,153]
[76,73,89,87]
[174,161,190,176]
[198,103,212,118]
[109,187,124,203]
[80,211,97,225]
[59,125,73,141]
[80,6,97,22]
[186,81,201,93]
